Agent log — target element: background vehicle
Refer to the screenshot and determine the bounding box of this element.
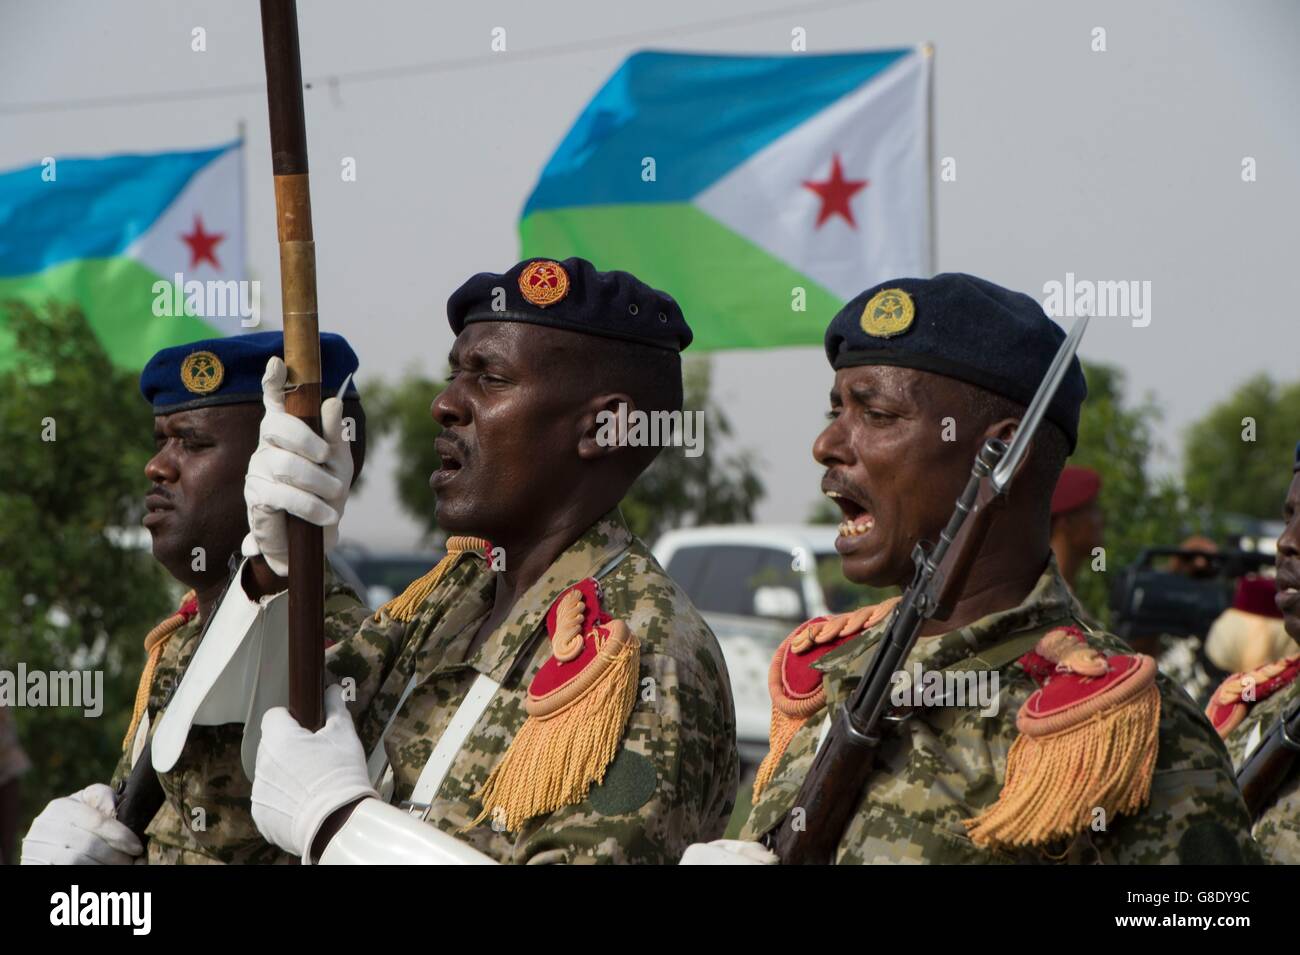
[653,525,890,767]
[333,543,442,611]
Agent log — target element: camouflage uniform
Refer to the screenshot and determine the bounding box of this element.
[1223,678,1300,863]
[742,563,1261,864]
[326,511,739,864]
[112,571,369,864]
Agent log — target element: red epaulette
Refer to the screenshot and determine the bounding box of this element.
[1206,653,1300,738]
[752,598,899,795]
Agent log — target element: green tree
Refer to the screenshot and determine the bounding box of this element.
[362,371,446,542]
[0,302,172,829]
[366,358,765,545]
[1069,362,1189,622]
[1183,374,1300,521]
[619,359,765,542]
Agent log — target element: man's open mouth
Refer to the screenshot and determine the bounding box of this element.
[824,485,874,539]
[432,436,468,485]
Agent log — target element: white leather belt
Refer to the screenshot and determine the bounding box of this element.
[400,672,501,818]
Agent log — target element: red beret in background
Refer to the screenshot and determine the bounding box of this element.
[1233,575,1283,619]
[1051,465,1101,517]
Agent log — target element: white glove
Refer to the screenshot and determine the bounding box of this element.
[242,357,354,577]
[251,684,378,861]
[679,839,780,865]
[21,784,144,865]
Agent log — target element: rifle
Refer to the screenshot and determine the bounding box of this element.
[764,315,1090,864]
[1237,702,1300,820]
[260,0,326,730]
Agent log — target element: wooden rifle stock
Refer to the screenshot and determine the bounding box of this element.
[1237,706,1300,820]
[769,707,880,864]
[260,0,324,730]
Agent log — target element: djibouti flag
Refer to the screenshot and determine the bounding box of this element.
[520,48,933,351]
[0,141,249,370]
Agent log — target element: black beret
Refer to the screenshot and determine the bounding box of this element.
[824,273,1087,450]
[141,331,360,415]
[447,257,691,353]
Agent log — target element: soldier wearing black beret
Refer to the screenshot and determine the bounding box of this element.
[234,257,739,864]
[686,273,1260,865]
[22,332,372,866]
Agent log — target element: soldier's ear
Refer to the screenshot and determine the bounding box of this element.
[985,416,1034,482]
[984,415,1019,444]
[577,392,636,461]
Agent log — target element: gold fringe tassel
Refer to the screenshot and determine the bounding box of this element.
[376,535,491,623]
[752,706,806,797]
[964,682,1160,850]
[122,591,195,751]
[471,627,640,832]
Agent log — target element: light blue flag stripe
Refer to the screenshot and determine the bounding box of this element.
[0,142,233,278]
[522,49,910,216]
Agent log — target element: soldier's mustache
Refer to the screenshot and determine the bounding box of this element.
[436,433,472,462]
[821,471,872,509]
[146,484,174,502]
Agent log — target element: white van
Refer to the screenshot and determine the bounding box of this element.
[653,525,889,766]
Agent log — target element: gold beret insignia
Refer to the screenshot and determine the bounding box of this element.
[180,350,224,395]
[519,260,570,308]
[860,288,915,338]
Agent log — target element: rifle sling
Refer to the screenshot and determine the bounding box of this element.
[940,628,1050,674]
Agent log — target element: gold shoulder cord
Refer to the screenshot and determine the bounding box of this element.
[375,536,491,623]
[122,591,197,751]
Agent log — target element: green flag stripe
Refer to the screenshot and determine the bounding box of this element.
[0,258,220,371]
[519,203,845,352]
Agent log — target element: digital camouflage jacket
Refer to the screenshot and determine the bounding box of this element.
[742,563,1261,864]
[326,511,739,864]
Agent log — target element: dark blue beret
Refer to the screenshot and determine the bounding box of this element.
[824,273,1087,450]
[140,331,360,415]
[447,257,691,353]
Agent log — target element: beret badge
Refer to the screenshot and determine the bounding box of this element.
[860,288,915,338]
[179,350,224,395]
[518,259,570,308]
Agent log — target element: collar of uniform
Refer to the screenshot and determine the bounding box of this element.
[813,556,1076,685]
[469,509,635,683]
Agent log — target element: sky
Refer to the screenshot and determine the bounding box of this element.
[3,0,1297,551]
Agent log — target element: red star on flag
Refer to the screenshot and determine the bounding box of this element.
[802,154,869,228]
[181,214,225,269]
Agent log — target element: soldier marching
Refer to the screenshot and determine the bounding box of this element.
[20,263,1300,866]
